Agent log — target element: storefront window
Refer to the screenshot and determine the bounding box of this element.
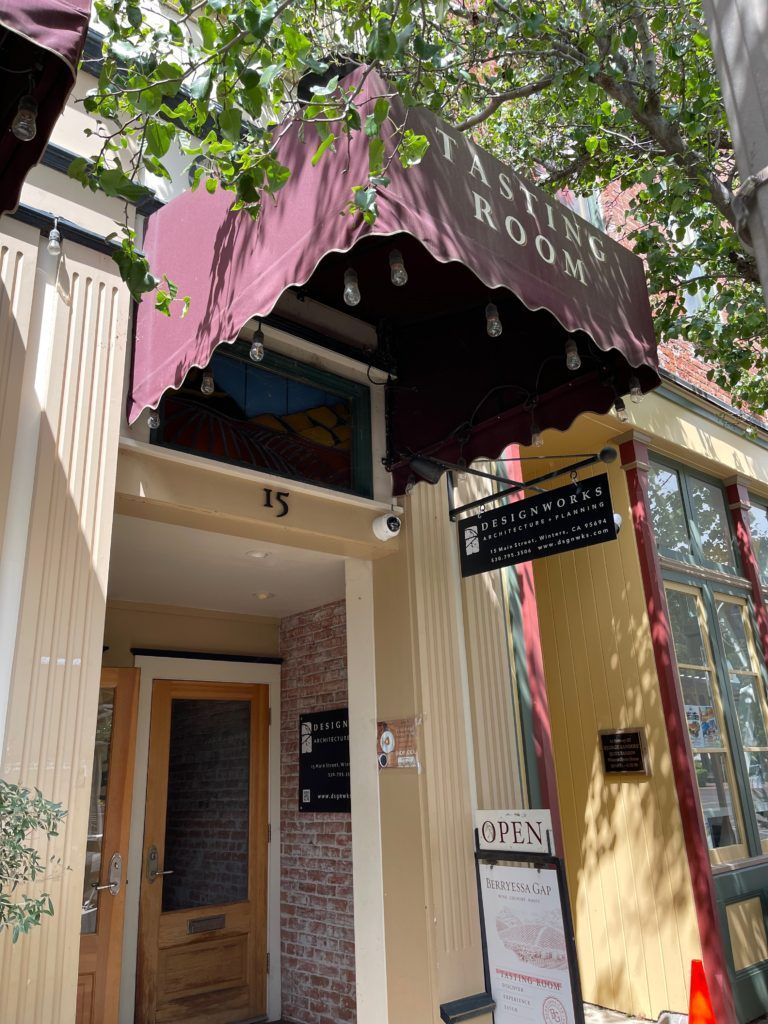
[748,502,768,588]
[152,342,373,498]
[649,457,768,864]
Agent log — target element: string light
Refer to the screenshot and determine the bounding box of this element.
[250,325,265,362]
[614,395,629,422]
[629,376,643,403]
[389,249,408,286]
[343,268,361,306]
[201,370,215,395]
[47,219,61,257]
[11,95,37,142]
[485,302,502,337]
[565,338,581,371]
[147,411,160,430]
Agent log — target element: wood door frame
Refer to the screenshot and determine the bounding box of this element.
[136,681,269,1023]
[120,658,281,1024]
[78,668,140,1024]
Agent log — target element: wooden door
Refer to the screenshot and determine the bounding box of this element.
[77,668,140,1024]
[137,681,269,1024]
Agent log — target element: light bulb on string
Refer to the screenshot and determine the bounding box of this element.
[485,303,502,338]
[614,395,629,422]
[250,325,265,362]
[147,411,160,430]
[11,95,37,142]
[565,338,581,371]
[389,249,408,287]
[47,220,61,257]
[629,376,643,403]
[201,370,215,395]
[343,268,361,306]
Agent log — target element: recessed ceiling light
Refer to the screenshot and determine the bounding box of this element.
[254,591,274,600]
[246,550,269,559]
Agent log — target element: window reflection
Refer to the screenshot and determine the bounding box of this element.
[647,465,690,557]
[748,504,768,588]
[689,479,734,570]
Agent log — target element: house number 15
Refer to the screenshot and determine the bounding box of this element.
[263,488,289,518]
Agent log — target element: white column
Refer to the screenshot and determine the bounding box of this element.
[345,557,388,1024]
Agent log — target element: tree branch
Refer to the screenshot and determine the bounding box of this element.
[456,74,555,130]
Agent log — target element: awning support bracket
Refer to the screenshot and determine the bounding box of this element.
[446,446,618,522]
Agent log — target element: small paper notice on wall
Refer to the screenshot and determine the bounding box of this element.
[376,717,420,770]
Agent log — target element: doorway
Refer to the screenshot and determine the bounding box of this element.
[136,680,269,1024]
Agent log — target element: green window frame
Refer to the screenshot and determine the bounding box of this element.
[649,455,768,864]
[152,341,373,499]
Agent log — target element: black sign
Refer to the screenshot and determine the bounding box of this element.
[459,472,616,578]
[599,728,649,775]
[298,708,351,812]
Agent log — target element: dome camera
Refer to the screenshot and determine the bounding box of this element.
[373,513,401,542]
[613,513,623,535]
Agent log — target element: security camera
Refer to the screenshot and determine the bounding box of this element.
[373,513,401,542]
[613,513,623,535]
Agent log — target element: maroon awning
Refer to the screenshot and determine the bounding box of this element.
[131,67,658,489]
[0,0,91,216]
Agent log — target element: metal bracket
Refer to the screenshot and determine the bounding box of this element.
[448,446,618,522]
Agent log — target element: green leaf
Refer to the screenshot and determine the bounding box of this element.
[189,70,212,101]
[312,132,336,165]
[98,168,154,204]
[368,20,397,60]
[369,136,385,175]
[219,107,242,142]
[145,121,174,157]
[373,97,389,126]
[198,15,218,50]
[399,129,429,168]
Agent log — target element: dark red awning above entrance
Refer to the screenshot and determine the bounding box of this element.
[0,0,91,216]
[130,67,659,487]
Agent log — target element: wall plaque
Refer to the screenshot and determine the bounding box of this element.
[459,473,616,578]
[599,728,649,775]
[299,708,350,812]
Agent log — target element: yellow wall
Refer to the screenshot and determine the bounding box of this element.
[526,418,702,1017]
[103,600,279,666]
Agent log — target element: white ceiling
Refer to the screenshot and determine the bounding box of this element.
[108,515,346,618]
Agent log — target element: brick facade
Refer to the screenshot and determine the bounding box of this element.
[279,600,356,1024]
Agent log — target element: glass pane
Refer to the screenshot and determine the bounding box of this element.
[689,478,735,570]
[162,699,251,912]
[694,751,743,850]
[681,670,722,748]
[731,677,768,748]
[746,752,768,845]
[81,687,115,934]
[666,588,706,666]
[156,351,355,491]
[648,464,691,557]
[748,505,768,588]
[715,599,751,672]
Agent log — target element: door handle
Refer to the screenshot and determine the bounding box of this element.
[94,852,122,895]
[146,844,173,883]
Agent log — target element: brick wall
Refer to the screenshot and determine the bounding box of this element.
[280,600,356,1024]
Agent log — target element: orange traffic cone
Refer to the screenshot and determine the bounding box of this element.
[689,960,717,1024]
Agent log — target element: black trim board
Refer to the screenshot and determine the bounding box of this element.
[39,142,164,215]
[130,647,282,665]
[439,994,495,1023]
[9,203,118,256]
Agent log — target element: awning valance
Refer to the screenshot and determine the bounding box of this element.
[0,0,91,216]
[130,67,659,488]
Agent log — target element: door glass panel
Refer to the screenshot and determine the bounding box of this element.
[81,687,115,934]
[681,670,721,747]
[694,751,743,850]
[666,589,706,665]
[731,677,768,748]
[162,699,250,912]
[647,464,691,557]
[747,504,768,587]
[688,478,735,571]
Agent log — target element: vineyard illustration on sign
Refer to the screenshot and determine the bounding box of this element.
[495,908,567,971]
